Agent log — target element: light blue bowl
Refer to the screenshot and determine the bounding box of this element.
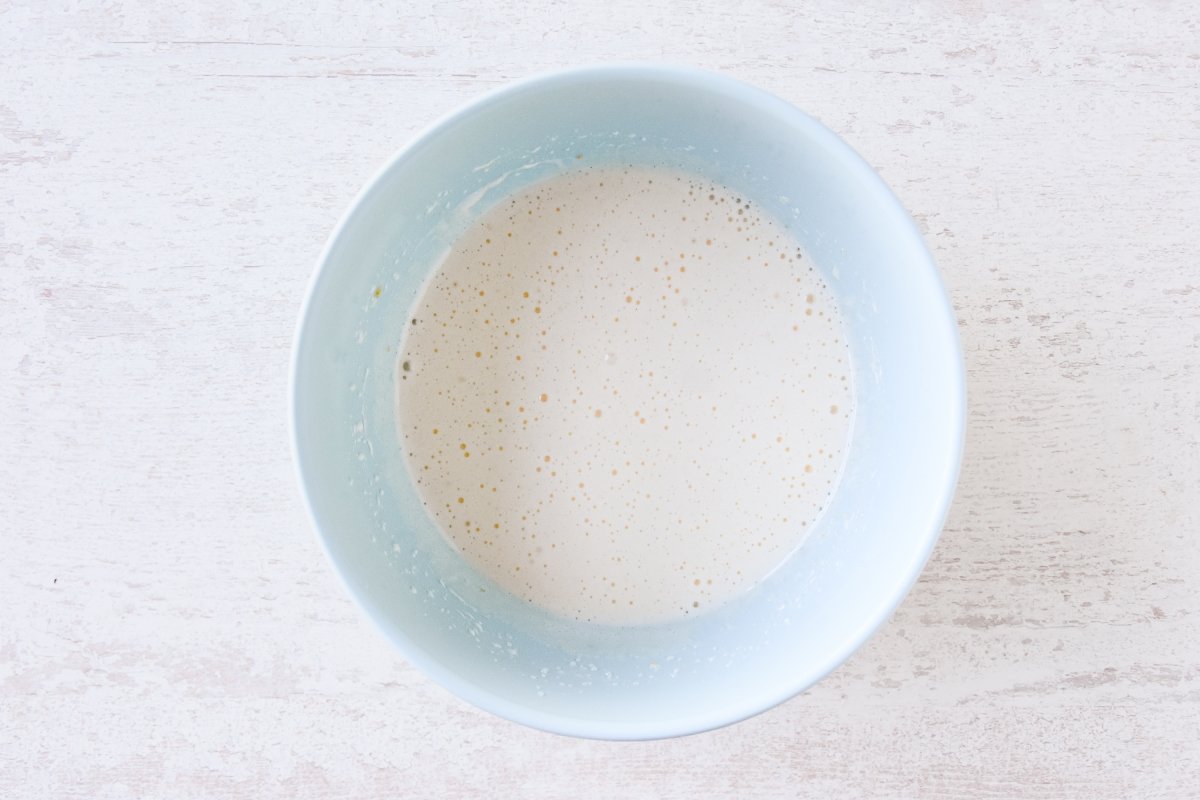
[290,65,964,740]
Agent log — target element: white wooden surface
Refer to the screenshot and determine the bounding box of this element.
[3,2,1199,797]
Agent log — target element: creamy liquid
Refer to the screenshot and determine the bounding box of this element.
[396,167,853,625]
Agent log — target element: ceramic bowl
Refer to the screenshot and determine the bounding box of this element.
[291,65,964,739]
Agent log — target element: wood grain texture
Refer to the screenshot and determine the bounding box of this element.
[3,1,1198,797]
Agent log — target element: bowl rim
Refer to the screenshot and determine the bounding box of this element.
[289,62,966,740]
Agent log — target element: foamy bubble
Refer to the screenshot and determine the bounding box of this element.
[396,166,854,625]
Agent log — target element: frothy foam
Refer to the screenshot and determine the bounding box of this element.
[397,166,853,625]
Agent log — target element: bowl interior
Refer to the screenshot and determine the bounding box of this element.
[292,66,963,739]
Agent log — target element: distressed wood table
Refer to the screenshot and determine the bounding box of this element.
[3,2,1198,797]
